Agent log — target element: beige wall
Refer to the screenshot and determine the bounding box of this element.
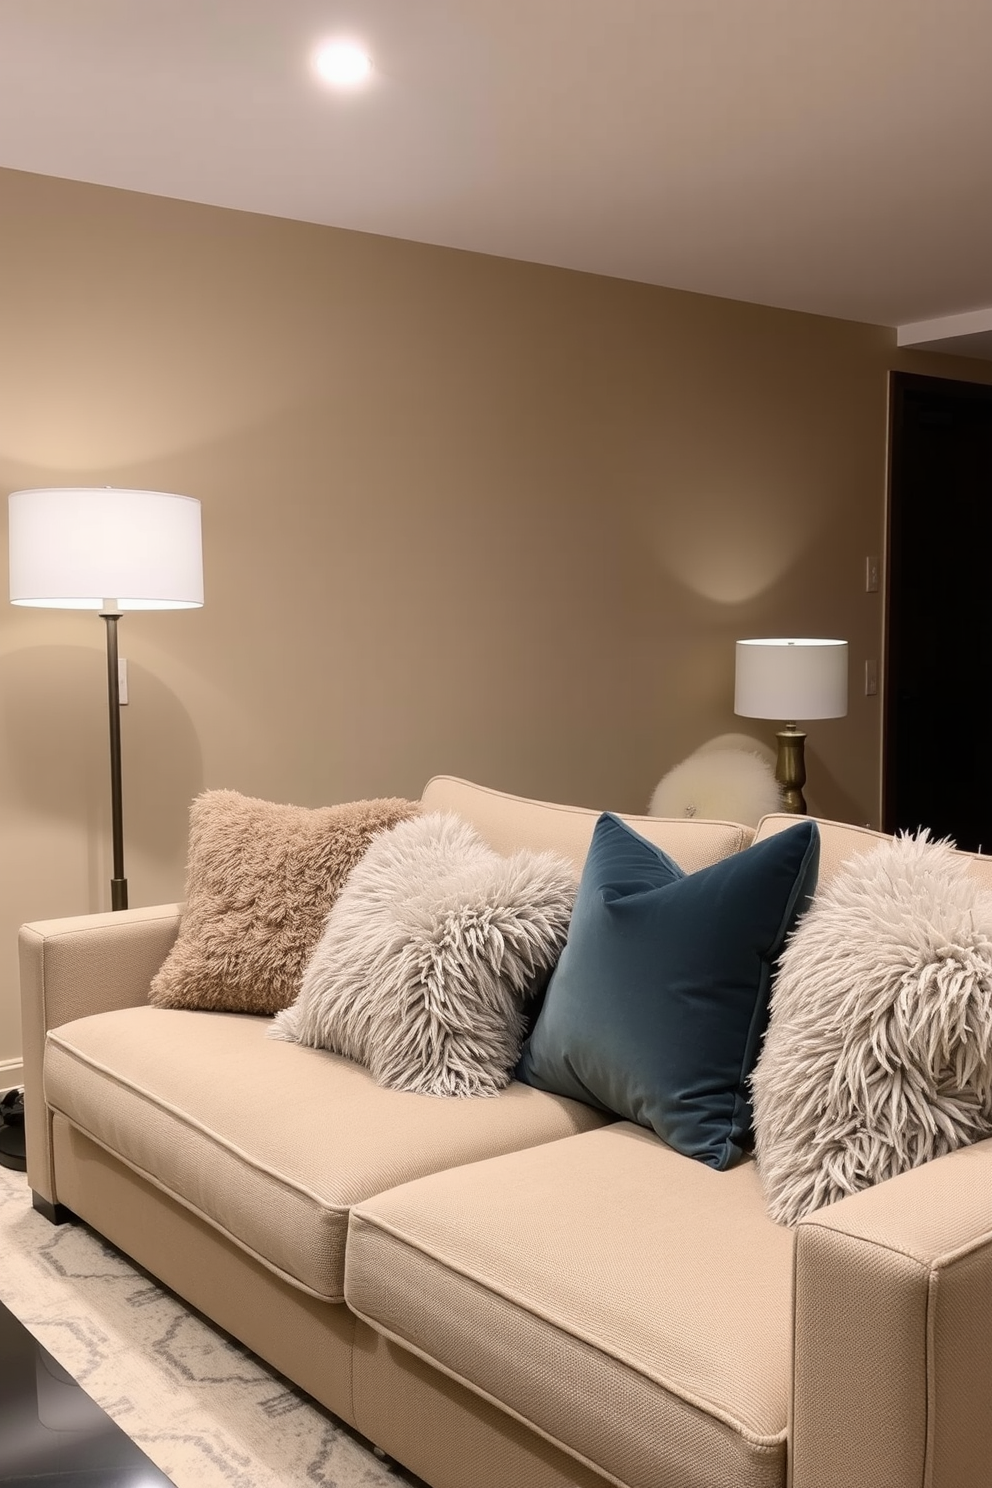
[1,164,990,1072]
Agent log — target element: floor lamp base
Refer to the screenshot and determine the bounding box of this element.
[0,1090,26,1172]
[775,725,808,815]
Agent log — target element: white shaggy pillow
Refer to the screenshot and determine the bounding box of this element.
[649,746,781,827]
[271,812,577,1097]
[695,732,777,770]
[752,831,992,1225]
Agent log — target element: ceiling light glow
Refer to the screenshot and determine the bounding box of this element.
[313,40,373,88]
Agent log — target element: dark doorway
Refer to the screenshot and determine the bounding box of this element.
[885,371,992,852]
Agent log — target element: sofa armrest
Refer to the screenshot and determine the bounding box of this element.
[19,903,182,1202]
[790,1137,992,1488]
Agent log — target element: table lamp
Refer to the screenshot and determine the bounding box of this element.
[8,487,203,910]
[734,638,848,813]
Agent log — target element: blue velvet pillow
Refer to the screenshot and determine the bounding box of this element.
[515,813,820,1169]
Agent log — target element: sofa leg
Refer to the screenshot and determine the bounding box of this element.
[32,1191,75,1226]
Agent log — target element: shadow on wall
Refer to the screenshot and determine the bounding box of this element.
[0,644,203,910]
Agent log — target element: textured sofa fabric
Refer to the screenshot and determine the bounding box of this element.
[790,1136,992,1488]
[44,1005,608,1299]
[754,810,992,893]
[419,775,753,873]
[19,779,992,1488]
[347,1122,792,1488]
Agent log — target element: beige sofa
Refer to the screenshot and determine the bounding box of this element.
[18,776,992,1488]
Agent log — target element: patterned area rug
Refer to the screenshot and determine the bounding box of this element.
[0,1162,412,1488]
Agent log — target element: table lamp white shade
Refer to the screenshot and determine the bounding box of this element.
[735,638,848,722]
[8,488,203,610]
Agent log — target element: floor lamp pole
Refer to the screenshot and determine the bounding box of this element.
[100,605,127,911]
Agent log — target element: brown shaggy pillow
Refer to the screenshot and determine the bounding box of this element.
[149,790,420,1014]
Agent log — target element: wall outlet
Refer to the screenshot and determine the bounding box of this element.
[865,555,879,593]
[865,659,877,696]
[118,657,128,705]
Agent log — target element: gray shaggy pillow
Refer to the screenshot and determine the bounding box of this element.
[752,831,992,1226]
[272,812,577,1097]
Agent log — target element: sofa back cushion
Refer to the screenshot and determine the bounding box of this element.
[754,811,992,891]
[421,775,753,875]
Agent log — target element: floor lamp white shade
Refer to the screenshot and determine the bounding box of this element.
[7,487,203,912]
[734,638,848,723]
[8,488,203,610]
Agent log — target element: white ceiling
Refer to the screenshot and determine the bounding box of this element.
[2,0,992,352]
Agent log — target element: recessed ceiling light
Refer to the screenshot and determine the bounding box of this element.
[312,40,373,88]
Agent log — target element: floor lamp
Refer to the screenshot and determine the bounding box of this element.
[8,487,204,910]
[734,638,848,813]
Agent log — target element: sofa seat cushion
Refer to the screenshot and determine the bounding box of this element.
[43,1006,610,1302]
[347,1123,793,1488]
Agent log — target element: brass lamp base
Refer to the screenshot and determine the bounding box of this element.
[775,725,807,814]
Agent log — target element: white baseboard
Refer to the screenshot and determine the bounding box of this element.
[0,1059,24,1096]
